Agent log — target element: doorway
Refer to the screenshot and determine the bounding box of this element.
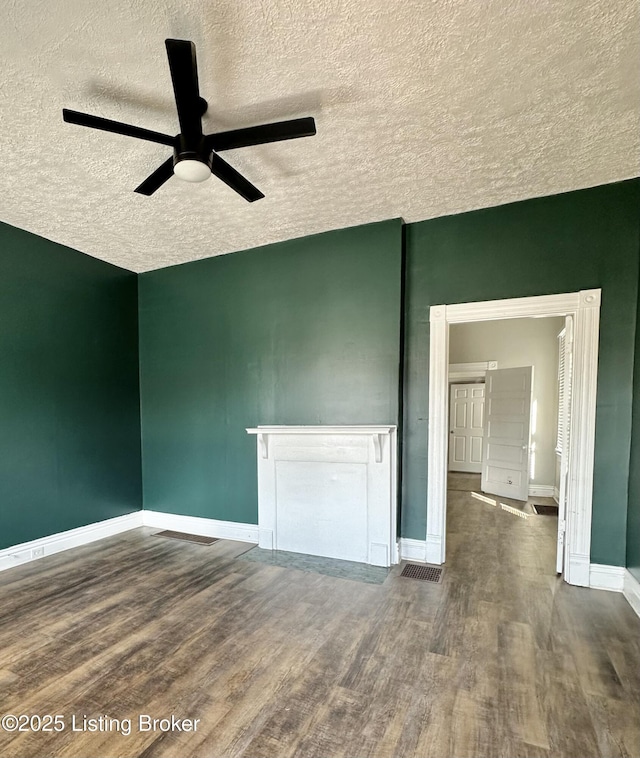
[447,316,566,575]
[427,290,601,587]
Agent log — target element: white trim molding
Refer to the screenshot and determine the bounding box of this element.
[428,289,601,586]
[399,538,427,563]
[566,290,601,586]
[142,511,258,543]
[427,306,450,565]
[425,535,444,565]
[0,511,143,573]
[448,361,497,382]
[0,510,259,574]
[247,424,396,436]
[246,426,396,464]
[623,570,640,619]
[528,485,556,497]
[398,537,446,566]
[589,563,625,592]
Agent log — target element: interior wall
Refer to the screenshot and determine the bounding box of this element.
[627,240,640,582]
[449,316,564,487]
[0,222,142,551]
[2,180,639,571]
[138,220,403,525]
[403,179,640,566]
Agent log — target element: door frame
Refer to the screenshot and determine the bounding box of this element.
[427,289,601,587]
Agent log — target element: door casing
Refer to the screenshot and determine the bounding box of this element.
[426,289,600,587]
[556,316,573,575]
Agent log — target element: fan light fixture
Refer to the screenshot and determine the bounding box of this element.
[173,159,211,183]
[62,39,317,200]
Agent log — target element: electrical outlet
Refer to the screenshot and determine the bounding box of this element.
[31,547,44,559]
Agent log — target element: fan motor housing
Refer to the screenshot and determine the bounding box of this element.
[173,135,212,169]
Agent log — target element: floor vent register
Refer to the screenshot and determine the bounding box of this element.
[154,530,219,545]
[400,563,443,583]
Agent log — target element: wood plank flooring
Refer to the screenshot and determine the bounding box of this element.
[0,481,639,758]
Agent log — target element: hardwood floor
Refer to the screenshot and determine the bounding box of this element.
[0,485,639,758]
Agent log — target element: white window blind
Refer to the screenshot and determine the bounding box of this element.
[556,328,569,454]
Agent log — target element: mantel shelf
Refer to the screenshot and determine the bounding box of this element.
[246,425,396,435]
[246,425,397,463]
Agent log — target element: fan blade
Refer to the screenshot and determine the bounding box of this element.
[134,158,174,195]
[165,39,202,140]
[207,117,316,152]
[62,109,175,147]
[210,153,264,202]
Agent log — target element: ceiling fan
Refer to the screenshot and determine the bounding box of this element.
[62,39,316,201]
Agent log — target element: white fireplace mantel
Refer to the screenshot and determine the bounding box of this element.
[246,425,395,463]
[246,425,398,566]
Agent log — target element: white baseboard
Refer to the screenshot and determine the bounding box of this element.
[553,486,560,504]
[142,510,258,544]
[0,510,259,574]
[623,569,640,620]
[528,484,555,497]
[589,563,625,592]
[0,511,143,573]
[399,538,427,563]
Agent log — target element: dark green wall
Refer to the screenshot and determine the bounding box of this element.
[403,180,640,567]
[0,222,142,550]
[627,220,640,581]
[4,181,638,569]
[138,220,403,523]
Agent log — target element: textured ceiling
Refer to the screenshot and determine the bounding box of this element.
[1,0,638,272]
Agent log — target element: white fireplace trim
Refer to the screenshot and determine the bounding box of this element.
[247,425,398,566]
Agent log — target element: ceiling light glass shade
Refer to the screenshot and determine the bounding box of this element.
[174,159,211,183]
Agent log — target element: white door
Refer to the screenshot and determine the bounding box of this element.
[481,366,533,501]
[556,316,573,573]
[449,384,485,472]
